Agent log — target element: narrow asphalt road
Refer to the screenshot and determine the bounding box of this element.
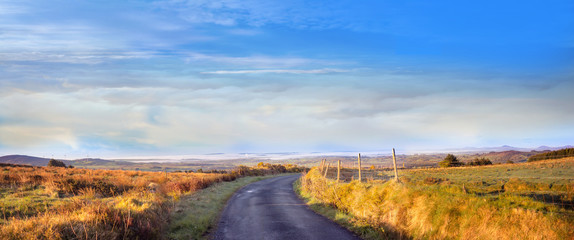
[213,175,360,240]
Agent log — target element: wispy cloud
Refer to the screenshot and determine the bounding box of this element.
[187,53,324,67]
[0,0,572,157]
[2,80,572,156]
[185,53,352,71]
[0,1,28,15]
[201,68,350,74]
[0,125,77,149]
[0,51,156,64]
[227,28,262,36]
[0,24,104,50]
[152,0,371,30]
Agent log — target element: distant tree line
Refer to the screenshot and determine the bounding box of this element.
[233,162,309,176]
[174,163,309,176]
[528,148,574,162]
[438,154,493,168]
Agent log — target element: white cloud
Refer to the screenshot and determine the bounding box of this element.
[186,53,316,68]
[227,28,262,36]
[1,80,572,156]
[153,0,356,30]
[0,51,156,64]
[0,125,77,149]
[185,53,350,71]
[0,24,105,51]
[0,1,27,15]
[200,68,349,74]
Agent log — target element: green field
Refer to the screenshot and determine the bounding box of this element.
[325,157,573,193]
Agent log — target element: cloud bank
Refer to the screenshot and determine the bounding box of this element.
[0,0,572,158]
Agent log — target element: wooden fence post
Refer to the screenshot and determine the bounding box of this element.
[337,160,341,183]
[392,148,399,181]
[324,162,330,178]
[358,153,362,182]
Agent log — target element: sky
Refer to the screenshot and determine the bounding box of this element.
[0,0,573,159]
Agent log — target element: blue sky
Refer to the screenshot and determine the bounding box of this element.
[0,0,573,158]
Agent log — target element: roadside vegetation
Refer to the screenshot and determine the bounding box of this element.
[298,157,574,239]
[0,162,306,239]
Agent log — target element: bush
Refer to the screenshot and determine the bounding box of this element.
[468,158,493,166]
[438,154,463,167]
[47,159,67,168]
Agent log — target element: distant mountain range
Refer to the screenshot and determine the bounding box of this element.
[0,145,571,167]
[443,145,573,153]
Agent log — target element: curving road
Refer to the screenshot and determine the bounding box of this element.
[213,175,360,240]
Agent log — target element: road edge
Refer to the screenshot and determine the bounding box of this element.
[293,178,382,240]
[168,174,297,240]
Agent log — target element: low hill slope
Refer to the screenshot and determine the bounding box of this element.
[0,155,67,166]
[0,155,120,167]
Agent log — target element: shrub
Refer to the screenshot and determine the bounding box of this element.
[468,158,493,166]
[438,154,463,167]
[47,159,67,168]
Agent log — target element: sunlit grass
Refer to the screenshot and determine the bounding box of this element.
[301,158,574,239]
[0,163,305,239]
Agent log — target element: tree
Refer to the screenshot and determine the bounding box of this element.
[468,158,492,166]
[47,159,67,168]
[438,154,463,168]
[528,148,574,162]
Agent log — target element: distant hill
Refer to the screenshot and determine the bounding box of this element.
[479,150,536,163]
[449,145,574,153]
[534,145,574,151]
[0,155,66,166]
[0,155,124,167]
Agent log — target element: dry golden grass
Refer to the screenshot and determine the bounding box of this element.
[0,165,236,239]
[301,163,574,240]
[0,162,306,239]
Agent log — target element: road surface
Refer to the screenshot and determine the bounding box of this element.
[213,175,360,240]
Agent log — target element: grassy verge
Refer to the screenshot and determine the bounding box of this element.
[300,167,574,240]
[167,174,295,240]
[294,178,385,240]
